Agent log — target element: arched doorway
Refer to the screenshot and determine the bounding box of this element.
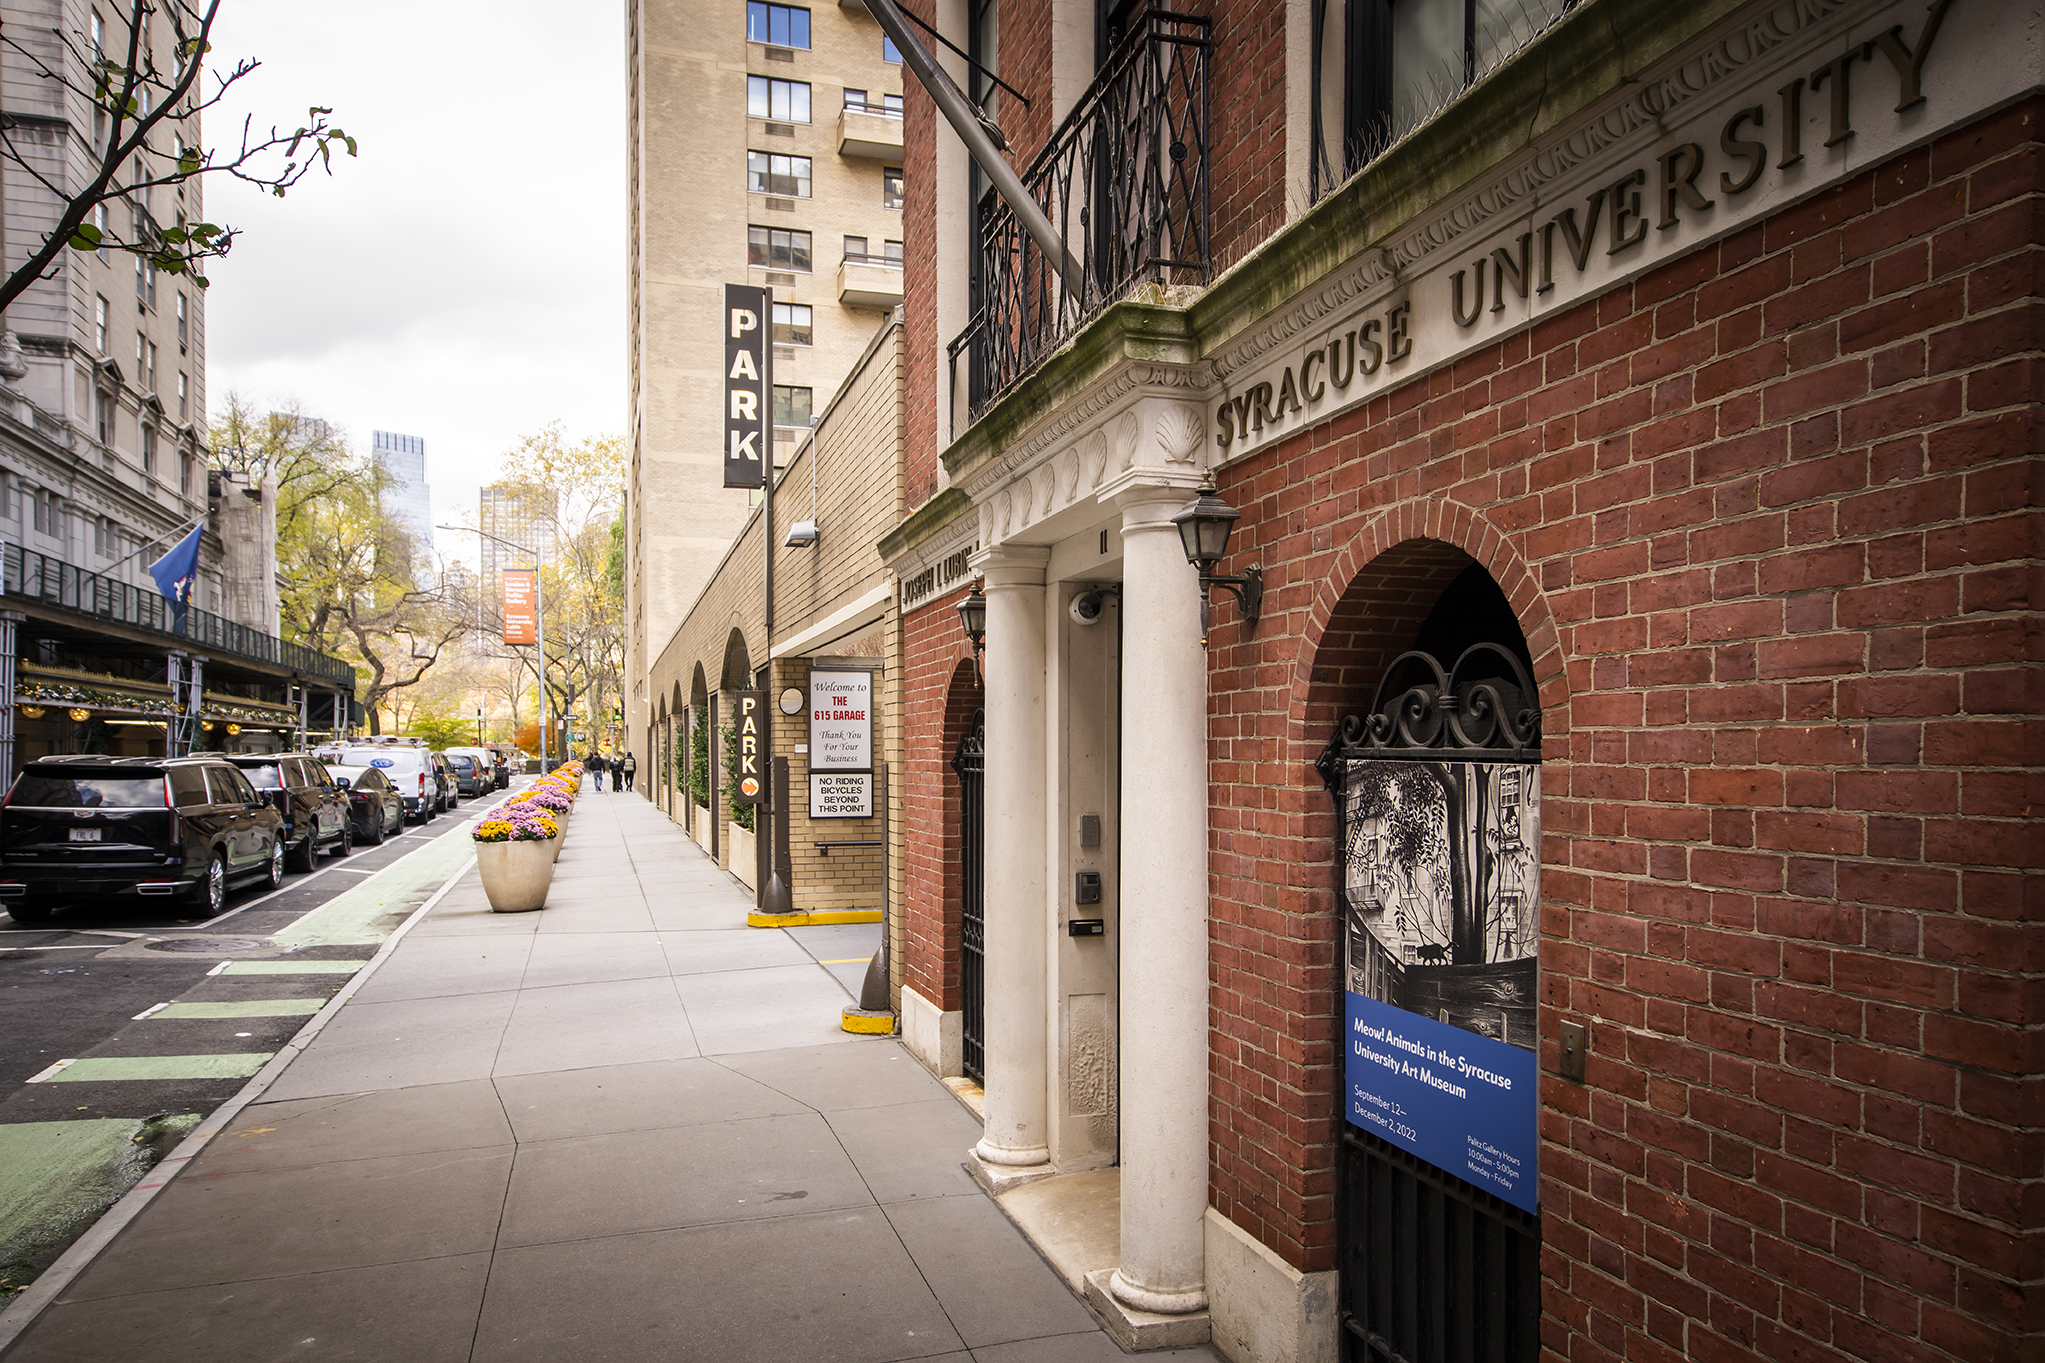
[1311,545,1543,1363]
[941,658,984,1083]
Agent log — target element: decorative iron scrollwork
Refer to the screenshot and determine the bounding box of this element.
[1316,644,1540,789]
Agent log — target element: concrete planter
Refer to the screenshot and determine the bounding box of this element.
[476,837,554,912]
[725,821,756,891]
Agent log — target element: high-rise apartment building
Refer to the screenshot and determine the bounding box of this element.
[371,429,433,563]
[478,482,558,595]
[0,0,356,768]
[623,0,906,726]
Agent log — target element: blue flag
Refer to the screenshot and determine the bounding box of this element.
[148,523,203,612]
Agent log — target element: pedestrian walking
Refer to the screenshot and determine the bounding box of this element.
[589,751,607,791]
[621,751,637,792]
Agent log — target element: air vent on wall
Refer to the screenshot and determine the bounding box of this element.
[765,197,795,212]
[775,346,797,362]
[764,272,795,285]
[765,46,795,61]
[766,122,794,137]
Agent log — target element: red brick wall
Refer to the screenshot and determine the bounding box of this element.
[902,589,984,1011]
[901,0,941,511]
[1206,97,2042,1363]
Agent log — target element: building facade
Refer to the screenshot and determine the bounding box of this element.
[371,429,432,569]
[624,0,908,750]
[0,0,354,770]
[877,0,2041,1360]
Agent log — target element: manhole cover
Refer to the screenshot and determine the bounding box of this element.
[145,937,266,953]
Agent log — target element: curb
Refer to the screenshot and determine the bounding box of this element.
[748,909,882,927]
[0,847,480,1356]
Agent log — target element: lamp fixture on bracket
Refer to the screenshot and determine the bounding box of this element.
[1171,474,1262,648]
[956,579,987,680]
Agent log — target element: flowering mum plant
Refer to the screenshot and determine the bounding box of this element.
[523,789,571,813]
[473,811,557,842]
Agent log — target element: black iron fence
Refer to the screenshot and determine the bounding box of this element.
[951,9,1210,427]
[3,542,358,688]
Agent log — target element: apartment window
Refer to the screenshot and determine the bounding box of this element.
[772,303,812,347]
[840,91,904,115]
[179,452,190,496]
[136,330,145,372]
[144,260,157,309]
[141,421,156,474]
[94,203,110,259]
[773,385,812,428]
[90,10,104,55]
[883,35,902,62]
[747,76,811,123]
[95,295,109,353]
[746,2,811,48]
[884,238,904,265]
[176,293,187,350]
[883,166,904,209]
[94,389,110,445]
[748,151,811,198]
[177,370,188,419]
[31,490,50,535]
[748,226,812,272]
[93,518,106,556]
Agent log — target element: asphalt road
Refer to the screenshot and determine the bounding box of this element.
[0,790,501,1299]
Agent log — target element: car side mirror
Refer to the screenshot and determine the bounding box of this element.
[333,777,351,790]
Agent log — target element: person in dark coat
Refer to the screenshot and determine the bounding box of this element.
[620,752,637,791]
[589,751,608,791]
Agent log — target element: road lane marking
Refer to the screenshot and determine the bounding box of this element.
[270,818,484,948]
[132,1003,169,1020]
[218,961,363,975]
[23,1059,77,1083]
[152,999,326,1019]
[46,1053,274,1082]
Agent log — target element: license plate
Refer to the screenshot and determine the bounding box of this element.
[68,827,102,842]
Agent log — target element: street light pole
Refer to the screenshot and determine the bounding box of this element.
[438,523,547,772]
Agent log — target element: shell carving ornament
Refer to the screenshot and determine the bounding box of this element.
[1155,404,1205,465]
[1112,412,1140,472]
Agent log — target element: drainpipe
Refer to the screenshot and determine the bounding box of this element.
[862,0,1083,297]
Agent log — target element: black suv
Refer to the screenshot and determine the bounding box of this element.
[226,753,353,872]
[0,755,287,923]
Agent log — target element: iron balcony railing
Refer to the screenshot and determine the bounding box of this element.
[950,8,1210,428]
[2,542,358,689]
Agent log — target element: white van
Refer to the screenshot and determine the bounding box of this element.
[328,745,439,823]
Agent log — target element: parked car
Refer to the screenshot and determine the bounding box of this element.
[322,762,406,845]
[444,752,487,798]
[327,746,438,823]
[428,751,458,809]
[226,753,351,871]
[443,746,498,795]
[0,755,286,923]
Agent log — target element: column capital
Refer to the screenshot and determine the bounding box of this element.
[1117,485,1196,536]
[970,543,1049,590]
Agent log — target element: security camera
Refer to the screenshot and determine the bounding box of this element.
[1069,591,1105,626]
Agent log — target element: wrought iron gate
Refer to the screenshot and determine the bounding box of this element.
[952,710,986,1084]
[1317,644,1543,1363]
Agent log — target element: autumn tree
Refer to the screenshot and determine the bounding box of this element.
[0,0,355,313]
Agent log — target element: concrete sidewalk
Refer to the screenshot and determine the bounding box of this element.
[0,789,1219,1362]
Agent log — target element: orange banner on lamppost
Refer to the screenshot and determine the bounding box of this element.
[502,569,537,646]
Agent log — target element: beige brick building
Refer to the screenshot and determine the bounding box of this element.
[625,0,907,740]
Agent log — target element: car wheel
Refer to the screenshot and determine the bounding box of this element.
[193,852,227,918]
[288,830,319,873]
[334,820,353,857]
[364,809,385,845]
[7,898,52,927]
[266,836,287,891]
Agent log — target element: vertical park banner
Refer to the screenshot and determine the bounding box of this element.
[1342,759,1541,1213]
[501,569,537,647]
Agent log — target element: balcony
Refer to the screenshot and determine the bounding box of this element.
[839,254,904,308]
[2,542,357,689]
[838,103,904,160]
[949,9,1210,427]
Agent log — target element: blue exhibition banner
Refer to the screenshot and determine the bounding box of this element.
[1345,991,1539,1213]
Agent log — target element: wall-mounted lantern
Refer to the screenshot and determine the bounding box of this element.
[956,579,986,678]
[785,520,819,549]
[1171,474,1262,647]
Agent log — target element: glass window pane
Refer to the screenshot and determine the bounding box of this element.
[791,7,810,47]
[883,34,900,62]
[789,230,810,272]
[791,82,810,123]
[1390,0,1465,138]
[748,75,769,119]
[769,6,787,44]
[845,88,866,109]
[748,2,767,42]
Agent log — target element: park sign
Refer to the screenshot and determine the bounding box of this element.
[501,569,537,647]
[732,691,765,806]
[723,283,770,489]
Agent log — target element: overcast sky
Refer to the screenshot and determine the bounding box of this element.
[204,2,626,570]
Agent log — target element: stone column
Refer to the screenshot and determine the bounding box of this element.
[0,610,22,779]
[972,544,1052,1173]
[1111,490,1211,1315]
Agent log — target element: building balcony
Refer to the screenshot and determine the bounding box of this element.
[838,257,904,308]
[838,106,904,160]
